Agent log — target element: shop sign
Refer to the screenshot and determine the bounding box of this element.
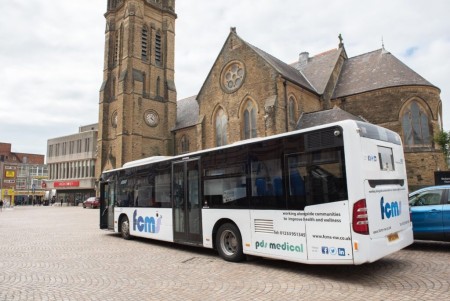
[5,170,15,178]
[54,181,80,188]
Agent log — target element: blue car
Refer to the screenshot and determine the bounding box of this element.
[409,185,450,242]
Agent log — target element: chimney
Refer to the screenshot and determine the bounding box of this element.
[298,52,309,68]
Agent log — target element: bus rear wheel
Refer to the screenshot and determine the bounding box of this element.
[121,216,132,240]
[216,223,245,262]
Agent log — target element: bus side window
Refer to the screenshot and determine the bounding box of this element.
[250,158,285,209]
[308,149,347,205]
[117,176,133,207]
[203,175,248,208]
[286,155,307,210]
[155,165,171,208]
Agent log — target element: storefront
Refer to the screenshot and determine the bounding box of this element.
[50,180,96,206]
[14,190,45,205]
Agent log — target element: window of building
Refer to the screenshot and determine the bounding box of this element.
[77,139,82,153]
[155,31,162,65]
[30,166,39,176]
[243,100,257,139]
[114,30,119,65]
[402,101,431,147]
[156,76,161,97]
[18,166,27,177]
[16,178,27,190]
[180,135,189,154]
[221,61,245,93]
[215,108,228,147]
[62,142,67,156]
[85,138,90,152]
[141,25,148,60]
[289,96,297,128]
[69,141,74,155]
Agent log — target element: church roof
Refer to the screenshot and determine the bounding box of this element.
[333,48,436,98]
[244,42,317,94]
[296,106,365,130]
[294,48,343,95]
[173,95,199,130]
[174,33,437,131]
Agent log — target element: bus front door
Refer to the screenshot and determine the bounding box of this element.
[172,159,202,245]
[100,181,115,230]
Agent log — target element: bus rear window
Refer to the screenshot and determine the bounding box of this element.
[378,146,395,171]
[356,121,401,145]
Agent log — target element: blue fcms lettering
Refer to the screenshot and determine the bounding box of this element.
[380,197,401,220]
[133,210,162,233]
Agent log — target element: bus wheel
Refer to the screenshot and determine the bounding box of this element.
[121,216,132,240]
[216,223,245,262]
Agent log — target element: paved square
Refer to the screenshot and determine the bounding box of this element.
[0,206,449,300]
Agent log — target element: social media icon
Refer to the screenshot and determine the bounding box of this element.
[321,246,329,254]
[330,247,337,255]
[338,248,345,256]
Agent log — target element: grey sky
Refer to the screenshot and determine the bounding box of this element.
[1,0,449,156]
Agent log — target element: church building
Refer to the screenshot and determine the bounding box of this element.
[97,0,446,190]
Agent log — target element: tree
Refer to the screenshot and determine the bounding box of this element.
[434,130,450,158]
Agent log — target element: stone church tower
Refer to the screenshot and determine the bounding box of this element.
[96,0,177,178]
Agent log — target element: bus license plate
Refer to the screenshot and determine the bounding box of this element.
[387,233,399,242]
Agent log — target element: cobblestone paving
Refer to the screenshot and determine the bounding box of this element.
[0,206,449,300]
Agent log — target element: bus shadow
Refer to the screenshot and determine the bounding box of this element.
[104,232,436,285]
[107,232,219,258]
[245,256,413,285]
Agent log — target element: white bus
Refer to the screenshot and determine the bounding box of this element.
[99,120,413,264]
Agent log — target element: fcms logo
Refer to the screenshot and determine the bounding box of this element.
[380,197,401,220]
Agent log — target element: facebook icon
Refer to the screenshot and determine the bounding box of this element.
[322,246,329,254]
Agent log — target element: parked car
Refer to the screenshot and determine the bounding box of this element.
[409,185,450,242]
[83,197,100,209]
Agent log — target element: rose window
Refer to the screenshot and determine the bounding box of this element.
[221,61,245,93]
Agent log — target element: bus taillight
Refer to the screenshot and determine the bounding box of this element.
[353,199,369,235]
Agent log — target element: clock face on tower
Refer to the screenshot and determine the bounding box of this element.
[144,110,159,127]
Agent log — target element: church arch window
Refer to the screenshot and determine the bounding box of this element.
[401,99,432,147]
[215,107,228,147]
[113,25,123,66]
[180,135,189,154]
[156,76,161,97]
[141,25,149,60]
[142,72,147,97]
[114,30,119,65]
[288,96,298,128]
[242,99,257,139]
[111,111,118,128]
[155,30,162,65]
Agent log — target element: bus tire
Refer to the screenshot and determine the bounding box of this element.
[121,216,132,240]
[216,223,245,262]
